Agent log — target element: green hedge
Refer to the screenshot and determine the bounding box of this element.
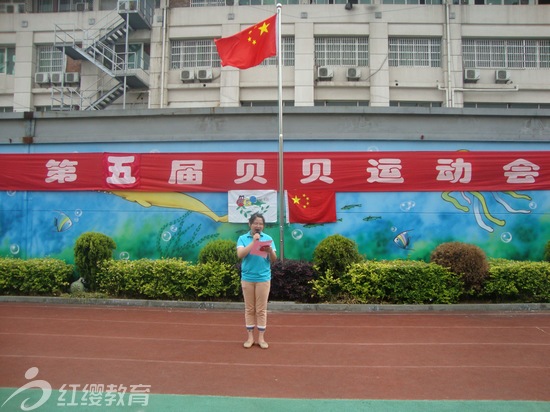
[0,258,72,296]
[1,257,549,304]
[481,260,550,303]
[312,260,464,304]
[97,258,240,301]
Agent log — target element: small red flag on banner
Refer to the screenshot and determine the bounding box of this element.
[286,191,337,224]
[214,14,277,69]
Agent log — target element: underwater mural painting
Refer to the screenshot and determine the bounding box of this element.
[1,140,549,264]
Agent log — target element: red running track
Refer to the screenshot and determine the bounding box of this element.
[0,302,549,401]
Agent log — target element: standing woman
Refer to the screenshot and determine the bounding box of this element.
[237,213,277,349]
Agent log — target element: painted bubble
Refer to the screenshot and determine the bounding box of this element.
[10,244,20,255]
[170,225,178,232]
[390,226,398,233]
[119,251,130,260]
[291,229,303,240]
[74,209,83,217]
[367,146,379,152]
[529,202,537,210]
[500,232,513,243]
[400,201,416,212]
[161,231,172,242]
[7,191,16,197]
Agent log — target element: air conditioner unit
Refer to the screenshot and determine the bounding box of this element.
[35,73,50,84]
[180,69,195,82]
[346,67,361,80]
[65,72,80,83]
[50,72,63,84]
[197,68,213,81]
[317,66,333,80]
[495,70,511,83]
[464,69,480,82]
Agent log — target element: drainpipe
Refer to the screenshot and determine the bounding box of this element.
[445,0,453,108]
[160,3,167,109]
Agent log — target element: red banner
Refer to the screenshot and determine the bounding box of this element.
[0,151,548,192]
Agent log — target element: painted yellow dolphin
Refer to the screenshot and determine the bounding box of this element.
[109,191,228,222]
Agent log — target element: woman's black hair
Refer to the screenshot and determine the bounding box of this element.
[248,213,265,225]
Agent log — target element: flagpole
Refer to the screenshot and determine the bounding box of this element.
[276,3,285,261]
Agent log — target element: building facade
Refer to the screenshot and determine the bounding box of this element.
[0,0,549,112]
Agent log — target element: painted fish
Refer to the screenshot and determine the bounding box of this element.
[393,230,413,250]
[54,211,73,232]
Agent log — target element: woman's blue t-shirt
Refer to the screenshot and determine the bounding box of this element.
[237,231,275,283]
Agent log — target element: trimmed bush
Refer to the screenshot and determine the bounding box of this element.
[0,257,72,295]
[198,239,239,267]
[74,232,116,291]
[312,260,464,304]
[430,242,489,294]
[270,260,319,303]
[481,260,550,303]
[313,234,364,278]
[97,258,240,301]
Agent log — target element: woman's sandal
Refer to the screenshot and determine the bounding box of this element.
[257,341,269,349]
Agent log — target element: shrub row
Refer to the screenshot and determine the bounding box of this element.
[1,257,548,304]
[97,258,241,301]
[311,260,464,304]
[0,258,72,296]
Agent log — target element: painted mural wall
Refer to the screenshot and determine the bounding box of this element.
[1,139,549,264]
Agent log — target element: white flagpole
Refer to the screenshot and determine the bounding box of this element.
[276,3,285,260]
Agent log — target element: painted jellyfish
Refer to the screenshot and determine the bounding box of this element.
[441,191,532,233]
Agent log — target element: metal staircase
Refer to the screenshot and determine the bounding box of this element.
[53,0,153,111]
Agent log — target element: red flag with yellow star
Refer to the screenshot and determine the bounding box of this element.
[214,14,277,69]
[286,190,337,224]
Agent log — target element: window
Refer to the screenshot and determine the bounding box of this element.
[170,40,221,69]
[241,101,295,107]
[383,0,442,3]
[464,102,550,109]
[389,38,441,67]
[260,37,295,66]
[36,45,64,73]
[314,37,369,67]
[390,101,442,107]
[190,0,225,6]
[463,39,550,69]
[115,44,150,70]
[0,47,15,75]
[34,0,93,12]
[314,101,370,106]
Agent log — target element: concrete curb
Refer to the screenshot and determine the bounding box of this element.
[1,295,549,312]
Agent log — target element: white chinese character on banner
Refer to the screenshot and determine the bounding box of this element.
[366,158,404,183]
[503,158,540,183]
[234,159,267,184]
[45,159,78,183]
[128,384,151,406]
[436,158,472,183]
[57,384,81,406]
[300,159,334,184]
[168,160,203,185]
[105,156,137,185]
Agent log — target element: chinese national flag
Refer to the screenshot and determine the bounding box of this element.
[286,191,337,224]
[214,14,277,69]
